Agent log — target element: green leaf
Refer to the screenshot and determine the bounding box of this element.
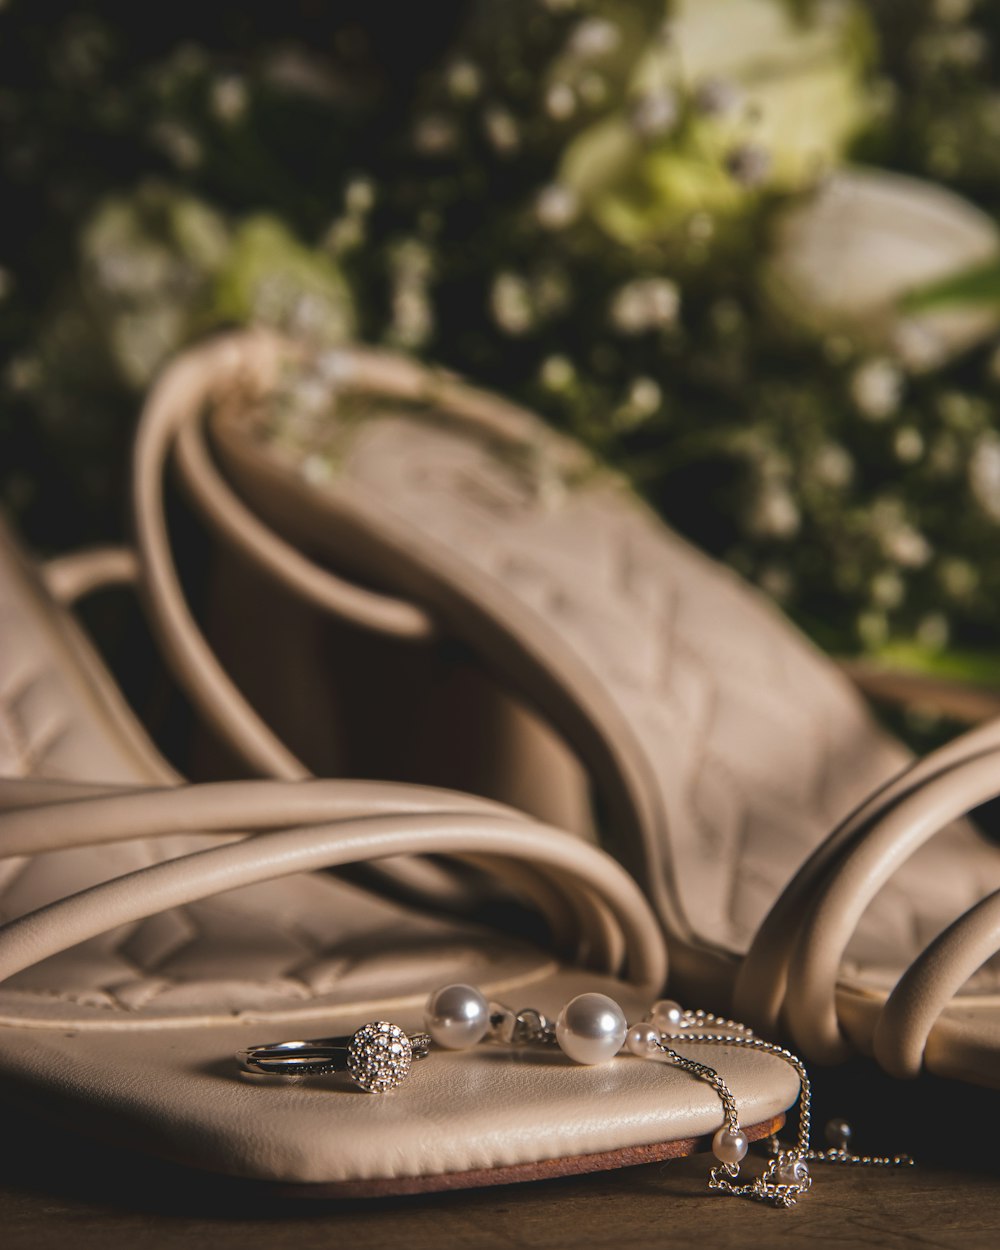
[875,641,1000,688]
[900,259,1000,312]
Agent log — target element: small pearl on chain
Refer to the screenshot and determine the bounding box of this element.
[777,1157,809,1185]
[712,1126,749,1165]
[424,984,490,1049]
[555,993,627,1065]
[650,999,684,1031]
[625,1021,662,1058]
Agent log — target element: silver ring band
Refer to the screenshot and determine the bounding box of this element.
[237,1021,431,1092]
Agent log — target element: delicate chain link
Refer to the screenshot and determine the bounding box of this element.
[499,1002,913,1208]
[652,1009,913,1208]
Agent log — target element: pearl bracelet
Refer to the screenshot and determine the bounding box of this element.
[238,983,912,1208]
[425,984,913,1207]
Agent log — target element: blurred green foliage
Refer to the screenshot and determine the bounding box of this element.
[4,0,1000,682]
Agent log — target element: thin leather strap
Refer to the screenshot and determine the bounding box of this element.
[291,341,554,453]
[133,341,309,778]
[128,335,662,928]
[0,777,591,957]
[460,849,627,976]
[0,813,668,991]
[173,409,434,640]
[41,547,139,604]
[873,888,1000,1078]
[782,747,1000,1062]
[734,715,1000,1034]
[134,330,592,780]
[0,777,519,856]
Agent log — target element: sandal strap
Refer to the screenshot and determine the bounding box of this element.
[130,330,553,779]
[873,887,1000,1077]
[45,334,572,922]
[0,777,518,856]
[734,715,1000,1037]
[0,810,667,991]
[770,744,1000,1063]
[0,777,590,958]
[173,413,434,639]
[132,336,308,779]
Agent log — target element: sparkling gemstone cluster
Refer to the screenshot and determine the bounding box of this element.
[346,1021,413,1094]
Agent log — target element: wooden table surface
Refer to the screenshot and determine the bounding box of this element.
[3,1150,999,1250]
[3,1062,998,1250]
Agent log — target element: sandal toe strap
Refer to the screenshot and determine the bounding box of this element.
[0,806,667,993]
[765,745,1000,1066]
[736,717,1000,1038]
[874,888,1000,1078]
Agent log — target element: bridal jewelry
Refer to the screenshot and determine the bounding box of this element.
[236,984,912,1208]
[237,1022,432,1093]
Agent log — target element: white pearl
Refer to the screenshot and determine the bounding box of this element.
[712,1127,749,1165]
[424,983,490,1050]
[625,1021,662,1058]
[825,1117,852,1148]
[777,1157,809,1185]
[650,999,684,1031]
[555,993,627,1065]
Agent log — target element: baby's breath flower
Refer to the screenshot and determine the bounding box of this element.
[850,359,903,421]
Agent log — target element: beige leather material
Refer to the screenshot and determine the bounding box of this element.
[0,814,666,999]
[131,342,311,779]
[129,336,493,917]
[174,412,435,640]
[172,329,1000,1088]
[0,973,796,1185]
[736,715,1000,1031]
[41,546,140,605]
[782,748,1000,1064]
[0,509,803,1186]
[874,889,1000,1079]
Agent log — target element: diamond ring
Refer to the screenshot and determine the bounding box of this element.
[237,1022,431,1093]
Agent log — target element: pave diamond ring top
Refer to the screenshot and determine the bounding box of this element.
[237,1022,432,1093]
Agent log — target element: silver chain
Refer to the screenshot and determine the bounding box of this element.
[654,1009,913,1208]
[497,1002,913,1209]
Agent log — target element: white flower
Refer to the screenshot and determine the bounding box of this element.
[812,442,854,487]
[541,355,575,391]
[747,483,801,538]
[446,60,481,102]
[413,114,458,156]
[969,433,1000,522]
[483,107,520,155]
[535,184,580,231]
[850,358,903,420]
[882,524,932,568]
[211,76,248,124]
[546,82,577,121]
[629,89,679,140]
[894,427,925,463]
[609,278,680,334]
[765,168,1000,371]
[491,273,534,335]
[568,17,620,60]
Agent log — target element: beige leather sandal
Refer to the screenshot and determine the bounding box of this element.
[141,329,1000,1092]
[0,515,805,1194]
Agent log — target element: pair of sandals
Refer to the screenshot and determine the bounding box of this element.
[1,329,998,1196]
